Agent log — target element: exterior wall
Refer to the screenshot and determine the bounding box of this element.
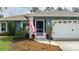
[45,17,52,33]
[15,21,21,32]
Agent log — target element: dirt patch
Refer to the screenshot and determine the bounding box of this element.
[12,40,62,51]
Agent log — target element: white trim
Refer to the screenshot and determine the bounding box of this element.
[0,22,7,33]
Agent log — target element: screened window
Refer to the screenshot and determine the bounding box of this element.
[68,21,72,23]
[73,21,77,23]
[63,21,67,23]
[58,21,62,23]
[54,22,57,23]
[1,23,6,31]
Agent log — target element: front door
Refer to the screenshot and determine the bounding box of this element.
[35,20,45,38]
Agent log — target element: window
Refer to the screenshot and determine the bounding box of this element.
[1,23,6,31]
[68,21,72,23]
[78,21,79,24]
[22,22,28,32]
[63,21,67,23]
[73,21,77,23]
[54,22,57,23]
[58,21,62,23]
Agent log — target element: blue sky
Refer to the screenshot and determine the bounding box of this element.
[1,7,46,17]
[2,7,32,17]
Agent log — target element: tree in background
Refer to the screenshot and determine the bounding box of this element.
[57,7,63,11]
[44,7,54,12]
[30,7,41,13]
[63,7,70,11]
[7,21,16,36]
[72,7,79,12]
[30,7,72,13]
[0,7,7,12]
[0,7,7,18]
[30,7,54,13]
[0,14,3,18]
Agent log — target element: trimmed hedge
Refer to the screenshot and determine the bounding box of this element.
[12,32,29,42]
[0,32,9,36]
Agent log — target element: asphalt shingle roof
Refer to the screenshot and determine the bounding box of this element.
[1,10,79,21]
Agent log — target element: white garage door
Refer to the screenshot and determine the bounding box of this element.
[52,20,79,39]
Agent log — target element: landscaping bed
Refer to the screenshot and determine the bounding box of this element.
[12,39,62,51]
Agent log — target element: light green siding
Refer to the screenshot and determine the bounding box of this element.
[45,17,53,33]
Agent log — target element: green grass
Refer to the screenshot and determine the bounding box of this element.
[0,36,14,51]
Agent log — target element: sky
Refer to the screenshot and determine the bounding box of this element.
[0,7,72,17]
[1,7,32,17]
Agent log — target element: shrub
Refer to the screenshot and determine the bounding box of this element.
[0,32,9,36]
[15,31,25,36]
[16,31,29,38]
[12,36,25,42]
[12,31,29,42]
[7,21,16,36]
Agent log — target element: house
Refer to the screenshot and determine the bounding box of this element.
[1,10,79,40]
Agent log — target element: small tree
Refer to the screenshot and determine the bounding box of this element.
[57,7,63,11]
[30,7,40,13]
[7,21,16,36]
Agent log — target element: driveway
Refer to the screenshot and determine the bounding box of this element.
[55,41,79,51]
[35,39,79,51]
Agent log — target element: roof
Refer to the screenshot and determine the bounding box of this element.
[25,10,79,17]
[0,15,27,21]
[1,10,79,21]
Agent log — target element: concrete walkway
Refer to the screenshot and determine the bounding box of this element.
[34,39,58,46]
[35,39,79,51]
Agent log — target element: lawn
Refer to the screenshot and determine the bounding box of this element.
[0,36,13,51]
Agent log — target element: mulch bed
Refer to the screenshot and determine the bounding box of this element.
[11,40,62,51]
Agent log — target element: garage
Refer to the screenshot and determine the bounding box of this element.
[52,20,79,40]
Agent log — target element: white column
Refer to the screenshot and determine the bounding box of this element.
[6,22,7,32]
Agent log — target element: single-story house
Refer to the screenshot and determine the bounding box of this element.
[1,10,79,40]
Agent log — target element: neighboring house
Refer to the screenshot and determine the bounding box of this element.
[1,10,79,40]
